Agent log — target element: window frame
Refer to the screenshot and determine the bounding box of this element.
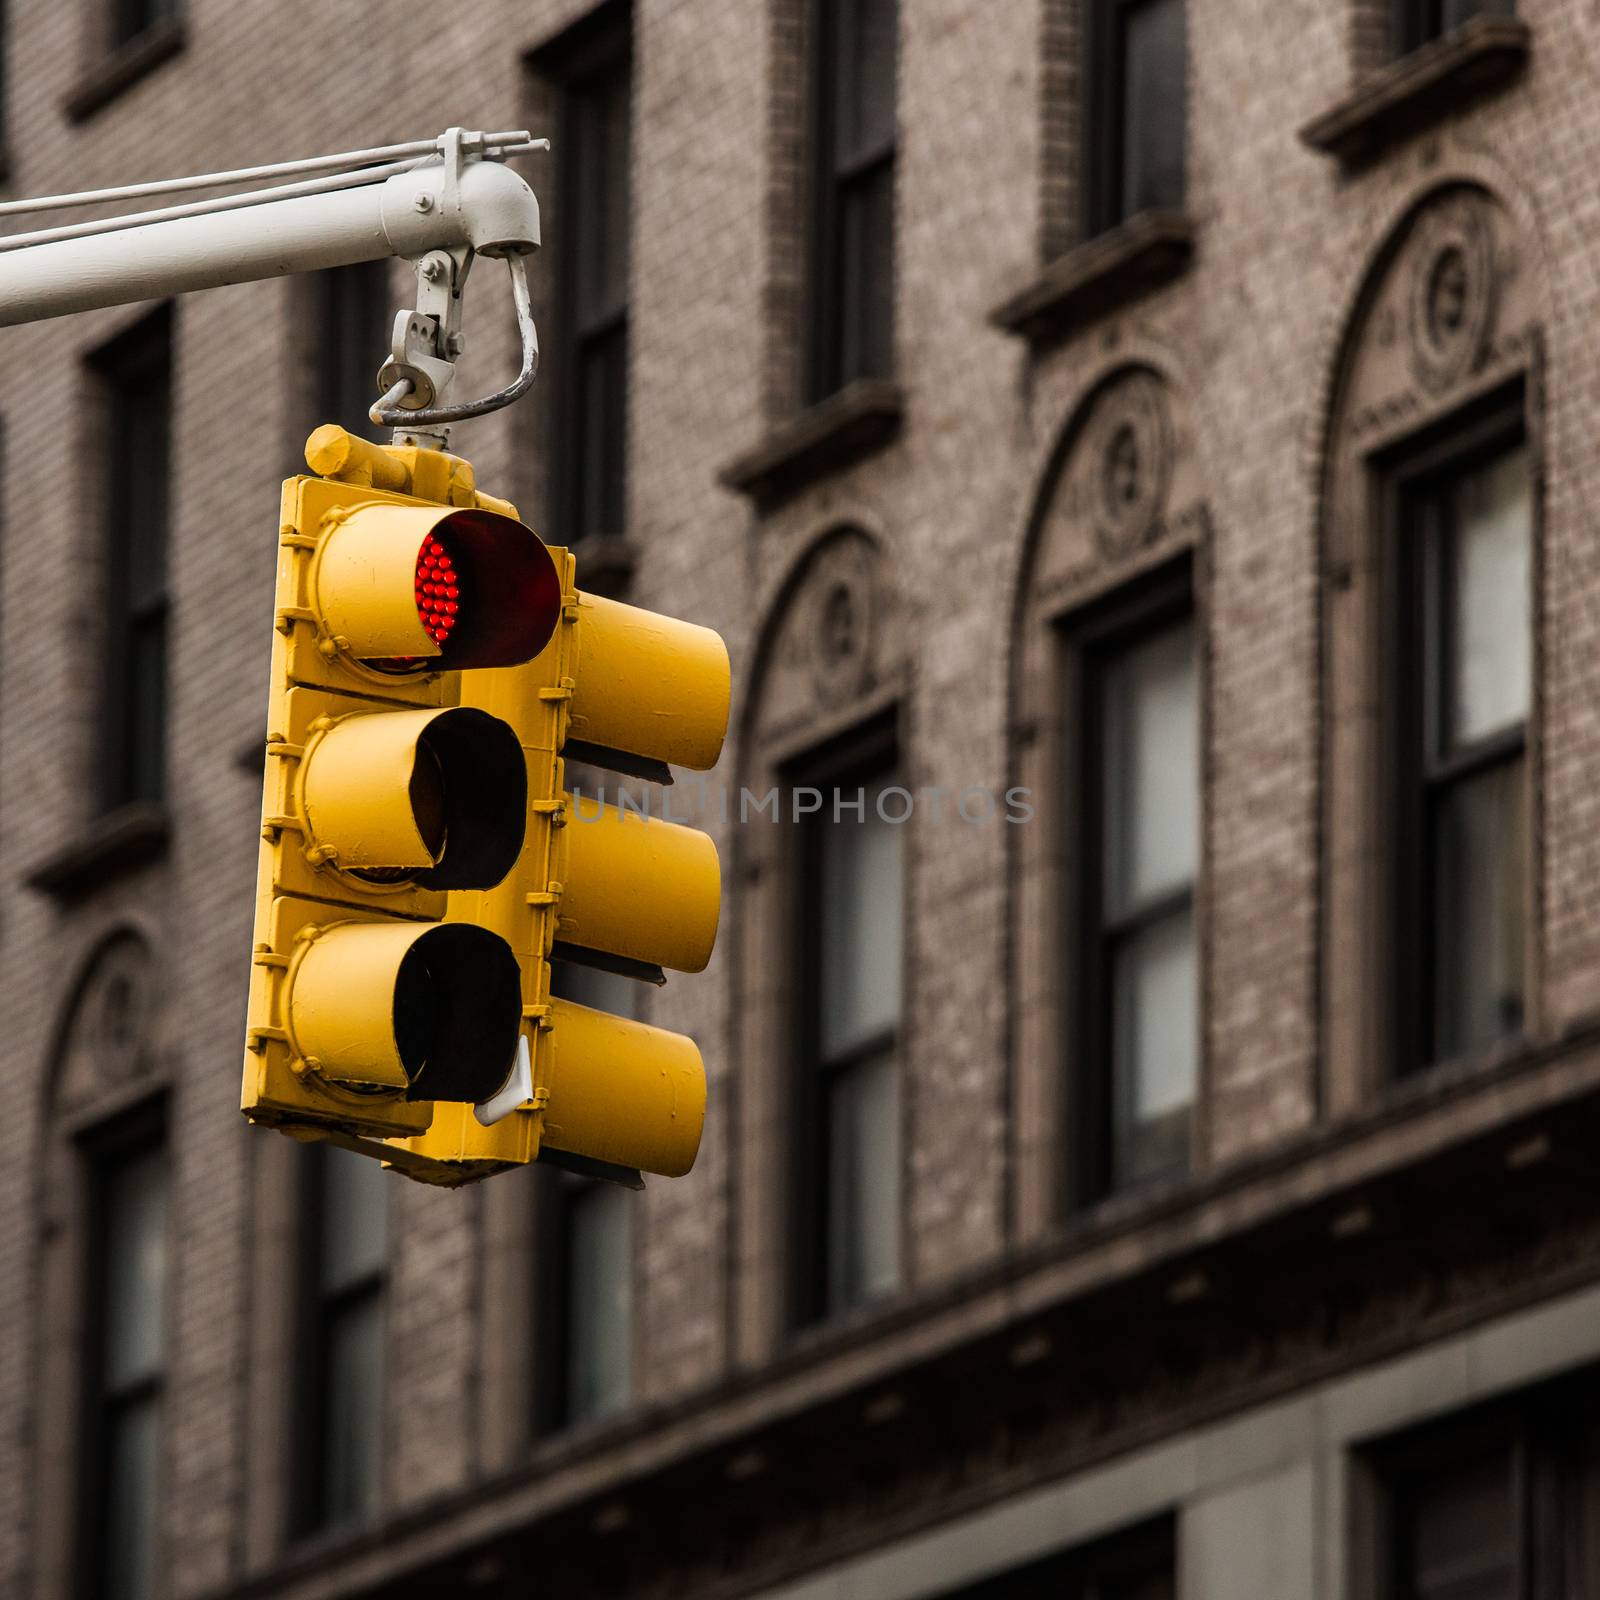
[290,1146,389,1541]
[1083,0,1188,239]
[74,1096,168,1600]
[541,0,633,546]
[1364,1374,1600,1600]
[785,709,904,1327]
[804,0,899,405]
[1383,388,1532,1080]
[90,306,173,818]
[313,261,390,444]
[1390,0,1511,58]
[1067,559,1199,1207]
[532,1165,635,1434]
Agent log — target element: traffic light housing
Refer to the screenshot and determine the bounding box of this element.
[382,553,731,1187]
[242,429,562,1142]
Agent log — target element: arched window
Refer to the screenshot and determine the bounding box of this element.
[1318,181,1545,1109]
[1010,363,1212,1238]
[33,929,170,1600]
[731,526,912,1358]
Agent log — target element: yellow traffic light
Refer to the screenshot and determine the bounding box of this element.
[384,553,730,1186]
[243,429,562,1144]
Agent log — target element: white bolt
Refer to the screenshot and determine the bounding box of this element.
[413,193,434,214]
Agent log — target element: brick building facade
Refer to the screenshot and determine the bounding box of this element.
[4,0,1600,1596]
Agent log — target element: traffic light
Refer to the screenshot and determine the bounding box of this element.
[242,428,563,1143]
[381,554,731,1187]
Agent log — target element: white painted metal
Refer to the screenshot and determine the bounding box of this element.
[0,154,541,328]
[0,131,537,217]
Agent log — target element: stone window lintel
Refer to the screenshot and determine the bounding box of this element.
[718,379,905,510]
[990,211,1195,350]
[1299,16,1530,167]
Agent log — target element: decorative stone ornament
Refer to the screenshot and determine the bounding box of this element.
[1086,369,1174,558]
[807,534,880,709]
[53,931,158,1115]
[1407,189,1497,394]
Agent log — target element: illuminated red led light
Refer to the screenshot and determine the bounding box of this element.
[413,537,462,645]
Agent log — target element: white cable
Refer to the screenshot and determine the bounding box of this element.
[0,130,536,218]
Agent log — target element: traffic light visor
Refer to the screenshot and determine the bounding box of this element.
[315,504,562,670]
[539,998,707,1178]
[299,705,528,889]
[287,920,522,1103]
[568,592,731,774]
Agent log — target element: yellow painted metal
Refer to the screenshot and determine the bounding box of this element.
[300,706,443,873]
[243,440,549,1151]
[539,999,706,1178]
[284,919,419,1090]
[312,504,453,662]
[555,798,721,973]
[568,590,731,772]
[244,895,432,1140]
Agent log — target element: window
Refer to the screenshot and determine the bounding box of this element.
[113,0,177,51]
[544,3,632,544]
[792,733,904,1323]
[314,262,389,443]
[296,1146,387,1536]
[1086,0,1187,237]
[1392,0,1512,56]
[1079,580,1199,1201]
[1374,1385,1600,1599]
[932,1515,1175,1600]
[807,0,898,402]
[80,1111,168,1600]
[534,962,638,1430]
[1392,424,1530,1075]
[92,308,172,815]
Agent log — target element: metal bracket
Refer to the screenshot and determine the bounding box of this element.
[367,128,541,446]
[369,252,540,444]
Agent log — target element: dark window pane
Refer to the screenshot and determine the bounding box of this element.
[566,1184,632,1422]
[318,1146,388,1294]
[317,262,389,443]
[574,320,628,541]
[572,70,631,324]
[114,0,176,49]
[1439,445,1530,751]
[1120,0,1187,217]
[1432,757,1525,1060]
[839,159,896,384]
[103,1396,160,1600]
[1397,0,1511,52]
[102,1147,167,1391]
[322,1295,384,1527]
[825,1047,900,1311]
[832,0,897,164]
[818,785,903,1059]
[1101,619,1199,917]
[1111,906,1196,1185]
[1091,608,1199,1196]
[555,38,631,545]
[302,1147,387,1535]
[124,616,167,815]
[810,0,898,400]
[99,314,172,812]
[1395,1447,1517,1600]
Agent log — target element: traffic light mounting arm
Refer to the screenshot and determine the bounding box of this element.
[0,127,542,448]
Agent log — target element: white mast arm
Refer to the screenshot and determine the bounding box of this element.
[0,149,539,327]
[0,128,545,447]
